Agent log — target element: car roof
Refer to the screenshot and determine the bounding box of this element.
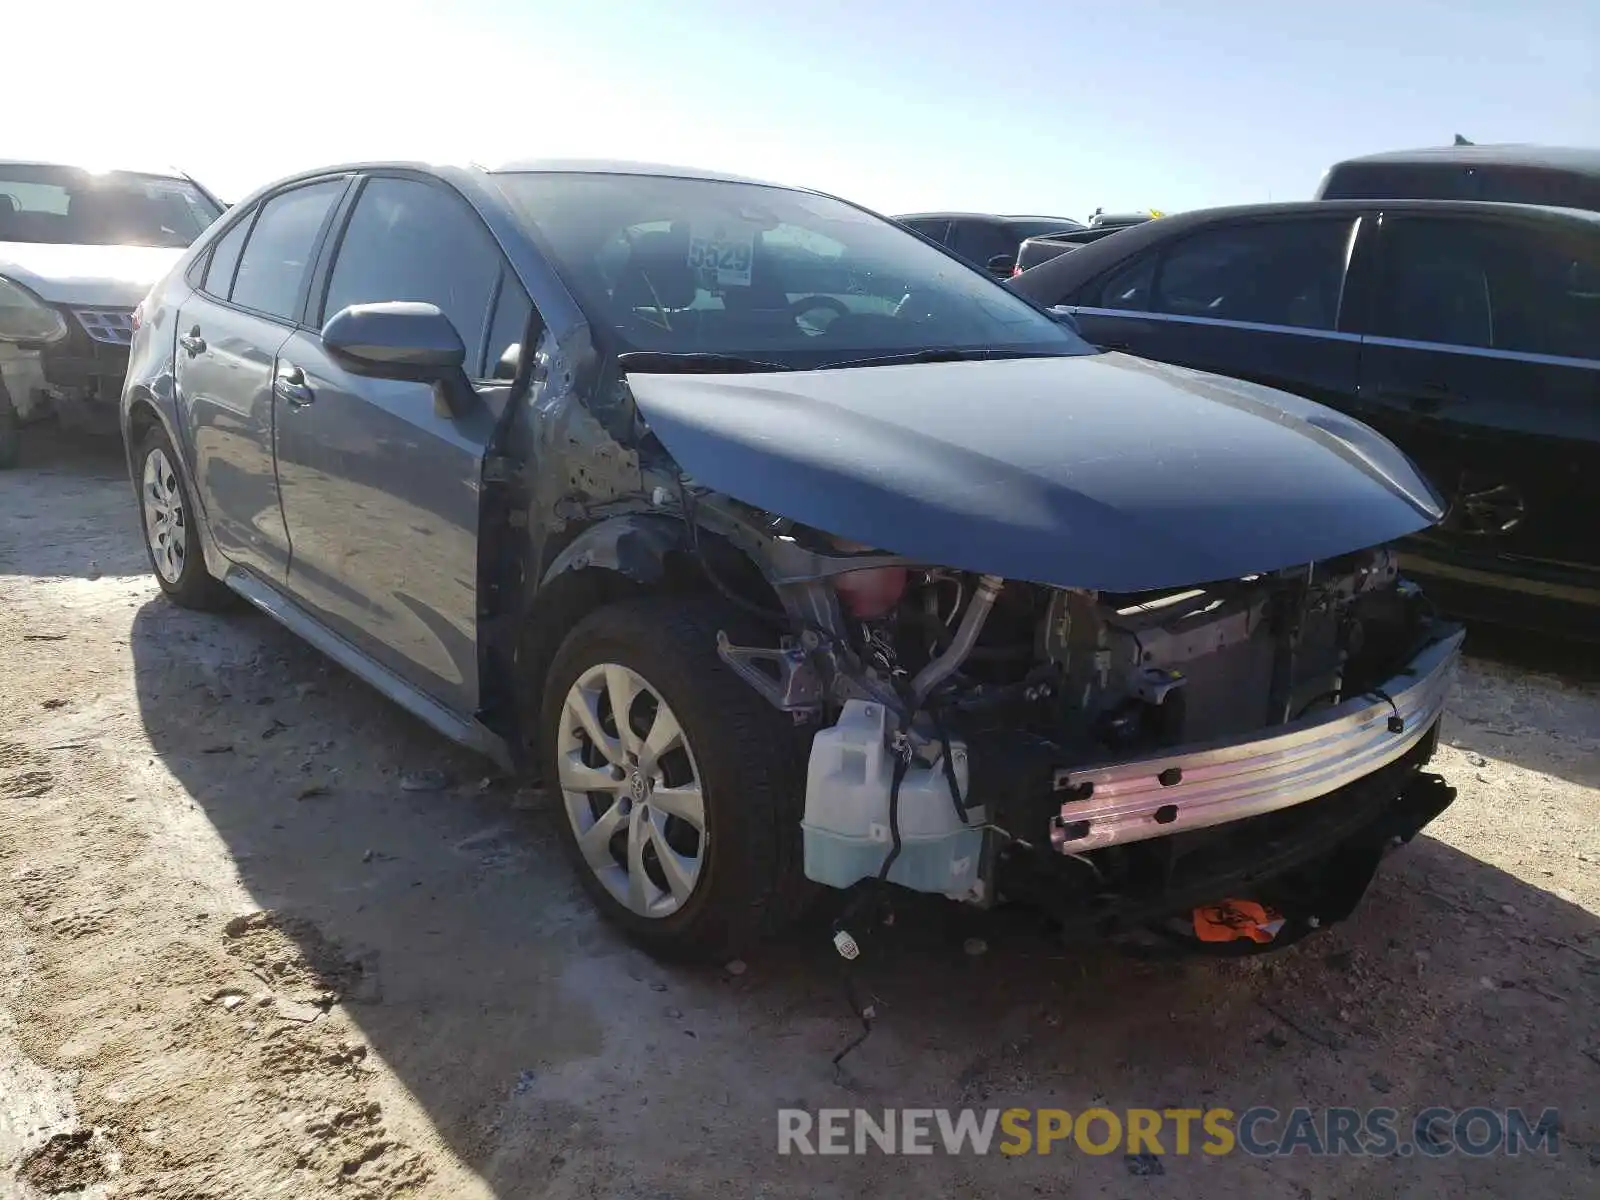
[489,157,781,187]
[1329,144,1600,175]
[0,158,192,181]
[1008,197,1600,302]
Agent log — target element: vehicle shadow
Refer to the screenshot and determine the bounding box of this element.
[127,595,1600,1197]
[0,427,140,581]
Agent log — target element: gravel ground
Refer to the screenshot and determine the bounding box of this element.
[2,431,1597,1199]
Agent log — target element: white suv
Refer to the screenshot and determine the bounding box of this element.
[0,160,224,466]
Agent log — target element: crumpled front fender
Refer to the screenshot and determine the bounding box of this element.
[538,513,692,590]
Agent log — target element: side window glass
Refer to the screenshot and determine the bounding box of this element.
[203,213,252,298]
[322,177,503,375]
[1154,220,1352,330]
[950,221,1010,266]
[1374,220,1496,350]
[904,218,949,245]
[485,275,533,379]
[231,181,344,320]
[1475,224,1598,360]
[1092,255,1157,310]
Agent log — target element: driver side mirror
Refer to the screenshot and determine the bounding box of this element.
[322,301,472,415]
[322,301,466,380]
[987,253,1017,278]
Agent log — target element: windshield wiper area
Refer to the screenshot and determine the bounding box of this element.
[617,351,791,375]
[824,347,1057,370]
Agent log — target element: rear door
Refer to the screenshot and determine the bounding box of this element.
[1357,211,1600,579]
[173,179,348,581]
[273,172,534,713]
[1066,215,1366,416]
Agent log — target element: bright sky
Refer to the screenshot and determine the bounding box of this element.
[12,0,1598,217]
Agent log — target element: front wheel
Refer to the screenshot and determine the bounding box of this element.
[540,596,815,961]
[134,424,234,610]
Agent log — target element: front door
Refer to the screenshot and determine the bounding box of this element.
[1357,212,1600,586]
[273,174,533,713]
[173,179,346,580]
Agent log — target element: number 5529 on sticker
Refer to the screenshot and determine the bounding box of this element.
[688,224,754,287]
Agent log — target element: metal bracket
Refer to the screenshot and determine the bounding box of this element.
[716,632,824,717]
[1131,665,1187,705]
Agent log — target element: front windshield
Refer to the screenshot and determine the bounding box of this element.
[495,171,1095,366]
[0,165,223,248]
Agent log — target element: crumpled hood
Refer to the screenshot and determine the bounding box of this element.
[0,241,182,307]
[626,353,1445,593]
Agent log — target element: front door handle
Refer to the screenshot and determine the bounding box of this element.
[179,326,206,356]
[274,364,314,408]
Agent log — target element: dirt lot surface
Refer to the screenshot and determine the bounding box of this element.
[2,432,1598,1199]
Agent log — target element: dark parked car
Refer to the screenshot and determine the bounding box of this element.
[1317,144,1600,212]
[122,161,1461,962]
[895,212,1084,277]
[1009,199,1600,638]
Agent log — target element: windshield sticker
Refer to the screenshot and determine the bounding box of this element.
[688,220,756,287]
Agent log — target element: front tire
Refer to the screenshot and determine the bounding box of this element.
[134,424,233,610]
[540,596,815,961]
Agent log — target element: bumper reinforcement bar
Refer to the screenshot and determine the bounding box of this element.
[1049,627,1464,852]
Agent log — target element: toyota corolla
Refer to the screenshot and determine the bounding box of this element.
[120,159,1463,961]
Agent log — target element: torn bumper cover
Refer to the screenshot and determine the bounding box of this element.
[1049,627,1463,853]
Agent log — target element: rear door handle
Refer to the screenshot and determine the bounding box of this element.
[274,364,314,407]
[179,326,206,356]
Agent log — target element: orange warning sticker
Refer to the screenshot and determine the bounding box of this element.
[1193,899,1287,944]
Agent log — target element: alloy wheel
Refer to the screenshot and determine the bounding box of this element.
[142,447,186,584]
[556,663,707,918]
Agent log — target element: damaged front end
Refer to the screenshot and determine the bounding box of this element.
[704,500,1462,948]
[0,285,136,450]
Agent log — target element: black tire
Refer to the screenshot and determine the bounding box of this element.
[540,595,816,961]
[133,424,235,610]
[0,381,19,470]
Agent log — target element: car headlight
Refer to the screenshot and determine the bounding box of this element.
[0,277,69,344]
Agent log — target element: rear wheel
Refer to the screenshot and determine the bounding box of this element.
[540,596,815,961]
[135,424,234,610]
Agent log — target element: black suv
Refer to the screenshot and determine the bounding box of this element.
[895,212,1084,277]
[1009,199,1600,638]
[1317,144,1600,212]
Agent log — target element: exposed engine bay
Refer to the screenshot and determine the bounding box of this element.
[699,493,1457,934]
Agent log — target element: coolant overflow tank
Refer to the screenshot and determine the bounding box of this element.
[802,700,986,900]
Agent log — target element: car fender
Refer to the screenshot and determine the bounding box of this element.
[537,512,692,592]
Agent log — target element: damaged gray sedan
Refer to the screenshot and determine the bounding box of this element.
[121,160,1464,960]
